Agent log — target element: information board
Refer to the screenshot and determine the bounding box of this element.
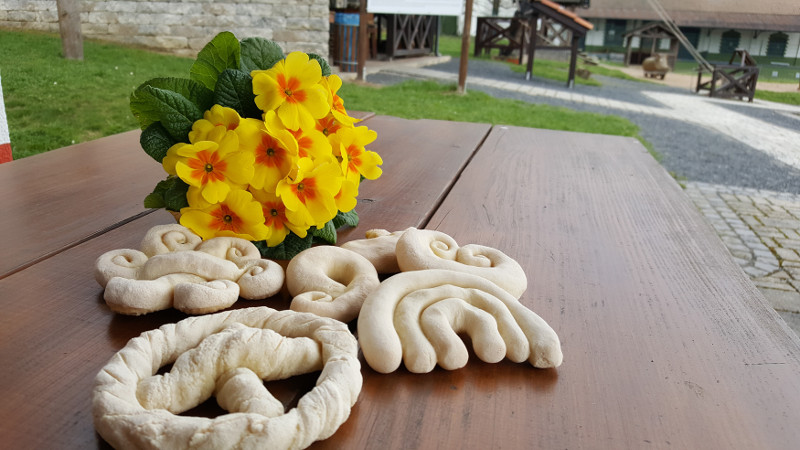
[367,0,462,16]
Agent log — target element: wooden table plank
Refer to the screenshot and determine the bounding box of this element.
[325,125,800,449]
[0,130,162,279]
[337,115,491,243]
[0,116,490,448]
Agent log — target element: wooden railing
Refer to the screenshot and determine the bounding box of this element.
[474,17,531,64]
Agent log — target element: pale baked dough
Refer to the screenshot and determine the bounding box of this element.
[340,228,409,274]
[358,269,562,373]
[395,228,528,298]
[286,246,380,323]
[93,307,362,450]
[94,225,284,315]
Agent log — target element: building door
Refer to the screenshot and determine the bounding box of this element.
[604,19,627,48]
[719,30,740,56]
[678,27,700,60]
[766,32,788,58]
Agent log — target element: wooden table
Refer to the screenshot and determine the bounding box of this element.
[2,115,799,449]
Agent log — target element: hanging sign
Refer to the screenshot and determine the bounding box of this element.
[367,0,462,16]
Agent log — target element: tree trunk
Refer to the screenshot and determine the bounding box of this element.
[57,0,83,60]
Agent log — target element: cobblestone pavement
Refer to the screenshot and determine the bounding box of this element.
[358,59,800,336]
[684,182,800,334]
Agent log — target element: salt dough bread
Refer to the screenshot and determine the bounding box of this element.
[340,228,409,273]
[358,269,562,373]
[93,307,362,450]
[395,228,528,298]
[286,246,380,323]
[94,224,284,315]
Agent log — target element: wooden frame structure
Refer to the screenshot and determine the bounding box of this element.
[375,14,438,59]
[622,22,679,70]
[523,0,594,88]
[696,49,760,102]
[474,16,531,64]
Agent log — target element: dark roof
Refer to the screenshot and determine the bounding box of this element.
[580,0,800,32]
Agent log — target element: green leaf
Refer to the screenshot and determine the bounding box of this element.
[254,232,314,260]
[240,37,285,72]
[307,53,332,77]
[140,122,176,163]
[162,177,190,211]
[214,69,261,119]
[130,85,203,142]
[313,220,337,245]
[130,77,213,129]
[332,210,359,229]
[143,192,166,209]
[190,31,241,90]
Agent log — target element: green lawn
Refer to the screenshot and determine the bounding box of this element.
[1,29,644,160]
[0,29,193,159]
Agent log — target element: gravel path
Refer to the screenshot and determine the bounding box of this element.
[366,58,800,194]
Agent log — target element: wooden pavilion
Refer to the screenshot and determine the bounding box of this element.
[623,22,680,70]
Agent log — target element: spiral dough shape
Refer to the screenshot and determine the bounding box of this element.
[94,225,284,315]
[93,307,362,450]
[395,228,528,298]
[358,269,562,374]
[286,246,380,323]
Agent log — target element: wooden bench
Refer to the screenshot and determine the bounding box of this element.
[1,116,799,448]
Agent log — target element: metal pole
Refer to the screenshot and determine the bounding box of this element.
[458,0,473,94]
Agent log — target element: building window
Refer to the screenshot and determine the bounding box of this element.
[604,19,627,47]
[766,32,788,58]
[719,30,740,56]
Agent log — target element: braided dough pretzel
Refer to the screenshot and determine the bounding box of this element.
[358,269,562,373]
[395,228,528,298]
[94,225,284,315]
[286,246,380,323]
[93,307,362,450]
[340,228,409,274]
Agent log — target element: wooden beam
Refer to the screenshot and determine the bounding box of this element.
[458,0,473,94]
[356,0,367,81]
[56,0,83,60]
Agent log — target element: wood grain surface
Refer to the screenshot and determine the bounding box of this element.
[0,130,162,279]
[349,125,798,449]
[2,120,799,449]
[0,116,490,448]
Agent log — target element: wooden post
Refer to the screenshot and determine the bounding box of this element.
[56,0,83,60]
[458,0,473,94]
[525,15,538,81]
[356,0,367,81]
[567,34,579,88]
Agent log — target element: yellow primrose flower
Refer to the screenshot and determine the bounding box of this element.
[174,131,255,204]
[179,189,268,241]
[251,188,311,247]
[320,74,356,126]
[335,179,359,213]
[263,108,331,161]
[252,51,330,130]
[331,126,382,184]
[276,157,343,228]
[316,114,348,138]
[188,105,241,143]
[162,142,189,176]
[237,112,299,192]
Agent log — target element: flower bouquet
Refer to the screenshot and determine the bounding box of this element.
[131,32,382,260]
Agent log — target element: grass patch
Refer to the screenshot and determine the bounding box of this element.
[0,29,192,159]
[755,90,800,106]
[1,29,646,160]
[340,79,639,137]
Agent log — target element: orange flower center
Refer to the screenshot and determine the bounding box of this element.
[277,73,307,104]
[293,179,316,204]
[256,136,285,167]
[210,204,242,233]
[187,150,227,186]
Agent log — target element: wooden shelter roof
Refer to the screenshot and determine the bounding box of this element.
[533,0,595,32]
[580,0,800,32]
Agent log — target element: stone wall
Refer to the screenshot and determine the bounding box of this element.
[0,0,330,58]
